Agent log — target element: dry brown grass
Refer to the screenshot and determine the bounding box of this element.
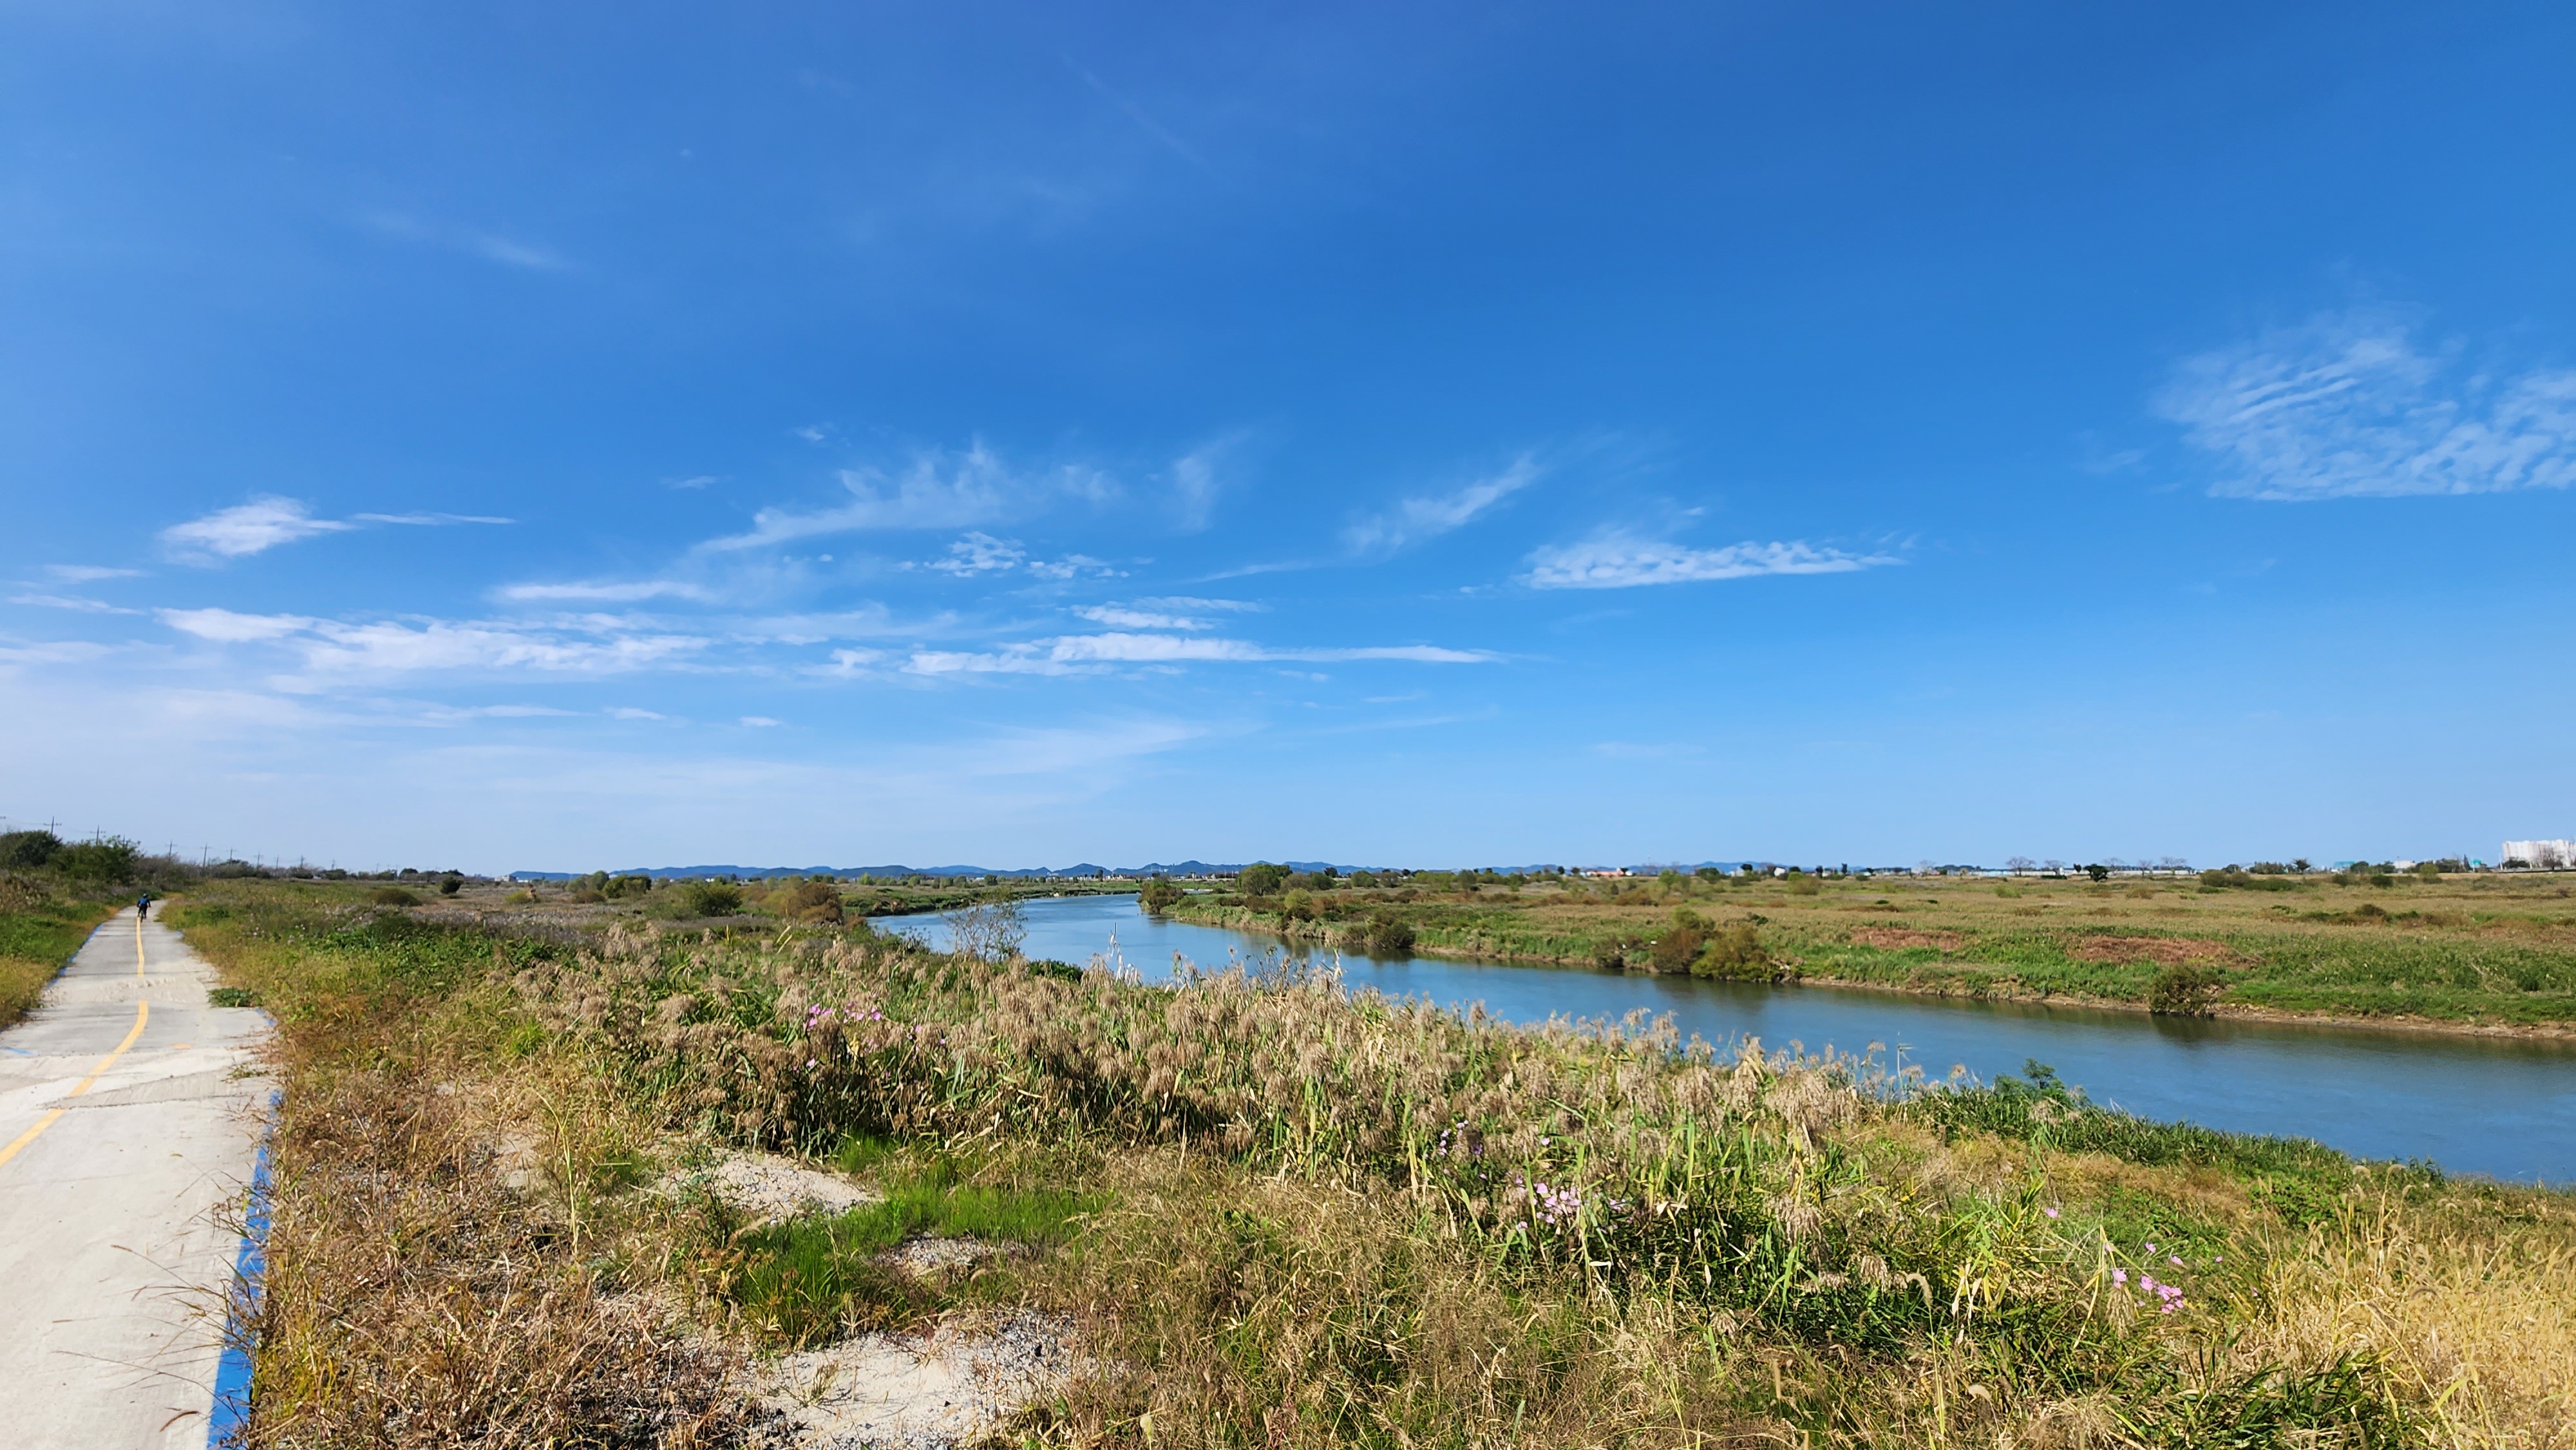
[1848,927,1964,952]
[248,1060,746,1447]
[2070,936,2241,966]
[2222,1198,2576,1449]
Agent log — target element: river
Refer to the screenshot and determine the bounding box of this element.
[892,893,2576,1185]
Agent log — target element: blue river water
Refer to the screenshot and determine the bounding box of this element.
[892,893,2576,1185]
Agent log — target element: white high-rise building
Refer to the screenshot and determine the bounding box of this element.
[2501,840,2573,869]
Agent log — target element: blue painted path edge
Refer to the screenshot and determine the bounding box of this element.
[209,1088,280,1449]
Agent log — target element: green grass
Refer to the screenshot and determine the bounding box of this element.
[1171,874,2576,1030]
[723,1142,1103,1345]
[0,894,115,1027]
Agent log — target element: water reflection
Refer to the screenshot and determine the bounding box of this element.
[893,893,2576,1185]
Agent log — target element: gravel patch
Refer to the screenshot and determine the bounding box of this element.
[746,1310,1077,1449]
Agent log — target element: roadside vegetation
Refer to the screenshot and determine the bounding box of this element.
[0,829,166,1026]
[1167,866,2576,1033]
[168,876,2575,1447]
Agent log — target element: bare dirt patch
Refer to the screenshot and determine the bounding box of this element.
[882,1235,1019,1279]
[2069,934,2239,966]
[1849,928,1964,952]
[674,1151,879,1225]
[744,1309,1077,1449]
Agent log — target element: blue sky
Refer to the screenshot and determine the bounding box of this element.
[5,1,2573,873]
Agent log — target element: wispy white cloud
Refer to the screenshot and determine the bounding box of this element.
[161,497,356,560]
[1074,604,1216,630]
[46,565,144,582]
[666,475,720,490]
[1344,455,1542,556]
[161,607,319,642]
[352,511,516,527]
[905,631,1493,676]
[1524,535,1899,589]
[162,496,511,563]
[1068,59,1222,180]
[739,715,782,728]
[365,212,567,272]
[424,704,579,720]
[608,706,670,721]
[915,532,1121,581]
[10,593,141,614]
[2156,310,2576,500]
[1133,595,1262,614]
[1169,435,1242,531]
[160,607,706,674]
[706,444,1117,552]
[496,579,718,603]
[930,532,1028,575]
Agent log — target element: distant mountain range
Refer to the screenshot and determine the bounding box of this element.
[506,860,1763,881]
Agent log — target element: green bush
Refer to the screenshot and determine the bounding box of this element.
[1365,911,1416,956]
[2149,963,2225,1016]
[676,881,746,918]
[1690,921,1774,981]
[54,836,139,885]
[370,887,422,907]
[0,830,62,869]
[1649,908,1709,972]
[1138,878,1184,914]
[774,880,843,923]
[1236,862,1287,896]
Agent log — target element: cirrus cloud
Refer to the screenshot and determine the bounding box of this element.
[1343,455,1542,556]
[1524,535,1899,589]
[2156,309,2576,500]
[160,496,513,563]
[905,631,1493,676]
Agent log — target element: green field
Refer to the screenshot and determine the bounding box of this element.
[1166,868,2576,1031]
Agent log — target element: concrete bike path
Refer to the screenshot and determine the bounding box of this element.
[0,903,270,1449]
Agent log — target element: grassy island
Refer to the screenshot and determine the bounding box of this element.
[173,878,2573,1447]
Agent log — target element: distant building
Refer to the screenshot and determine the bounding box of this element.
[2501,839,2573,869]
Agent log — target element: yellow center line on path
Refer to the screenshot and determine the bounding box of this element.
[137,912,147,978]
[0,931,155,1174]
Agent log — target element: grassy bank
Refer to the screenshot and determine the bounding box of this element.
[173,879,2576,1447]
[0,876,120,1028]
[1165,871,2576,1032]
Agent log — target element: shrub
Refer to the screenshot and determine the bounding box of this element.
[0,829,62,869]
[1690,921,1774,981]
[1137,878,1184,914]
[1365,912,1416,956]
[1236,862,1288,896]
[54,836,139,885]
[1649,908,1709,972]
[438,874,463,896]
[944,899,1026,962]
[678,881,746,918]
[776,880,844,924]
[2149,963,2225,1016]
[370,887,422,907]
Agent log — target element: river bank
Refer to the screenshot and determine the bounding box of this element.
[1164,871,2576,1039]
[167,878,2576,1448]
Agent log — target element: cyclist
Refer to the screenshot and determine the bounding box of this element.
[136,892,152,919]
